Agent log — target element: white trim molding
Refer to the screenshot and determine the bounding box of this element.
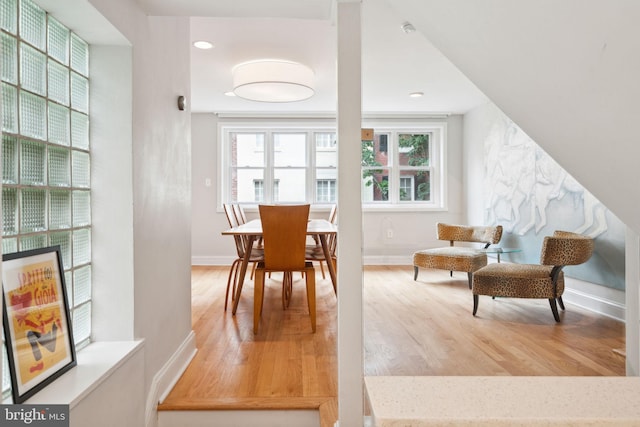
[146,331,198,427]
[563,280,625,322]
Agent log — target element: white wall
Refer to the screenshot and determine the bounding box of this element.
[128,14,192,422]
[91,45,135,342]
[462,102,491,227]
[191,114,222,263]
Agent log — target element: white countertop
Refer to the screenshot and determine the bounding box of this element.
[365,376,640,426]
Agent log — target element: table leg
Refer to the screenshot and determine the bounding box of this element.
[232,235,256,315]
[319,234,337,294]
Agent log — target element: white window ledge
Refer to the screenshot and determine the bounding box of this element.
[4,340,143,407]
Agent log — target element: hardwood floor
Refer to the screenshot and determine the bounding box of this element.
[158,265,625,425]
[365,266,625,377]
[159,265,338,425]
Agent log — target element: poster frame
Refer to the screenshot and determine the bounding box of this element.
[2,245,76,403]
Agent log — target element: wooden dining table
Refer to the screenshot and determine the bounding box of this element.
[222,218,338,314]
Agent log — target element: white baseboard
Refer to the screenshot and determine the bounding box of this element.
[362,255,412,265]
[146,330,198,427]
[563,283,625,322]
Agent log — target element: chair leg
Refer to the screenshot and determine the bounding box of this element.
[254,269,265,334]
[225,259,240,311]
[549,298,561,322]
[305,266,316,332]
[319,260,326,279]
[473,294,479,316]
[467,272,473,289]
[557,296,565,310]
[413,266,419,281]
[282,272,293,309]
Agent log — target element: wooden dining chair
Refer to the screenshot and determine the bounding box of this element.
[232,203,247,225]
[253,204,316,334]
[223,204,263,311]
[306,204,337,280]
[229,203,263,279]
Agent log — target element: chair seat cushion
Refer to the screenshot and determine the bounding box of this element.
[413,247,487,273]
[306,245,323,256]
[472,263,565,298]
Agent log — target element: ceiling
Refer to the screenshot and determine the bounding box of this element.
[136,0,488,115]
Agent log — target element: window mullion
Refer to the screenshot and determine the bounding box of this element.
[265,131,274,203]
[389,130,398,204]
[307,131,314,204]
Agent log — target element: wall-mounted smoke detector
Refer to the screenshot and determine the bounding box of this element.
[401,22,416,34]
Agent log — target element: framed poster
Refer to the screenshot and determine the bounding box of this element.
[2,246,76,403]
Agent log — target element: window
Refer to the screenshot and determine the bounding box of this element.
[253,179,263,202]
[221,122,444,208]
[315,132,336,149]
[362,127,442,206]
[316,179,336,202]
[273,133,306,202]
[314,132,337,203]
[223,126,336,205]
[399,176,414,201]
[254,179,279,202]
[378,134,388,153]
[1,0,92,397]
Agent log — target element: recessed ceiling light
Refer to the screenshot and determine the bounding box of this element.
[409,92,424,98]
[193,41,214,49]
[224,91,236,97]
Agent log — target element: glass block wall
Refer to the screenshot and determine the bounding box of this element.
[1,0,92,396]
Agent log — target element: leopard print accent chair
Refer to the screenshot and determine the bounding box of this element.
[472,231,594,322]
[413,223,503,289]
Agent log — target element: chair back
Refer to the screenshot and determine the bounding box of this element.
[223,204,237,227]
[540,231,594,266]
[259,204,310,271]
[328,204,338,224]
[437,223,503,245]
[327,204,338,254]
[223,203,246,258]
[232,204,246,224]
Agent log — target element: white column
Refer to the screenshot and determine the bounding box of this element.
[336,1,363,426]
[626,227,640,375]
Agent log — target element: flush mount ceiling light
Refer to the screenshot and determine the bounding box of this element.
[232,59,315,103]
[409,91,424,98]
